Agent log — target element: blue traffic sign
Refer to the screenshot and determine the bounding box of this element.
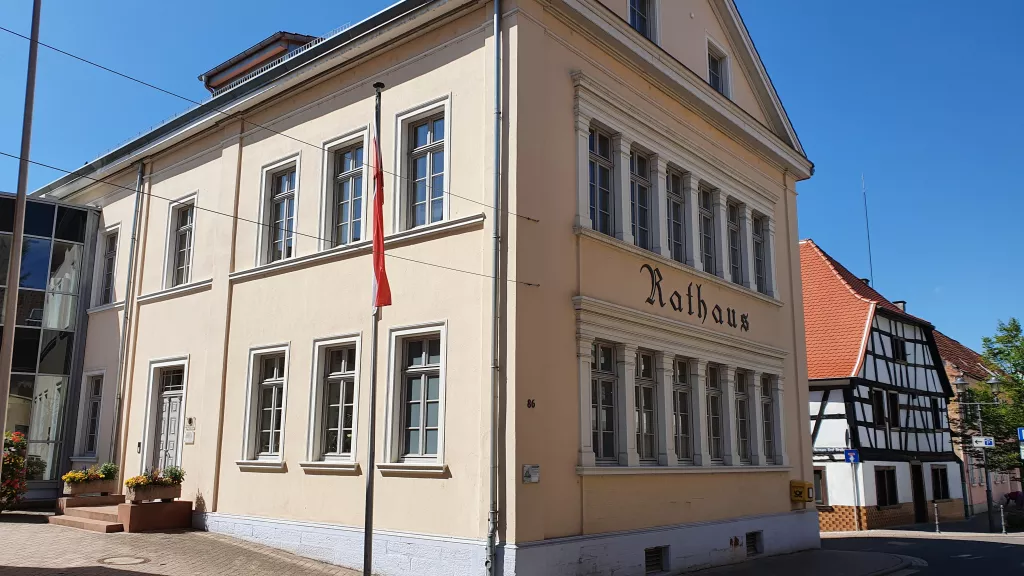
[1018,427,1024,442]
[844,449,860,463]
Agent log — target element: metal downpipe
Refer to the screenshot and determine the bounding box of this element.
[486,0,502,574]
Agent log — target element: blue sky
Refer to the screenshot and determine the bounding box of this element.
[1,1,1020,349]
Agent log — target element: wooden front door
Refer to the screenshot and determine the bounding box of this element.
[152,368,184,471]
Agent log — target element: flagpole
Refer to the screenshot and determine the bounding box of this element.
[363,81,385,576]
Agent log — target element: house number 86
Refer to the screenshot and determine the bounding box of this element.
[527,399,536,408]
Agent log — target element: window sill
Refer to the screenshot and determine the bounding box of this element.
[137,279,213,305]
[576,464,791,476]
[87,301,124,315]
[575,226,783,307]
[236,459,287,472]
[298,461,360,475]
[230,213,486,283]
[816,504,834,512]
[876,504,903,511]
[375,462,449,478]
[69,456,99,464]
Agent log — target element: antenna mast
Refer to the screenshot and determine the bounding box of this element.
[862,173,875,285]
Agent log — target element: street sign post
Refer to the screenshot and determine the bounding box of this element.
[972,436,995,448]
[844,449,860,463]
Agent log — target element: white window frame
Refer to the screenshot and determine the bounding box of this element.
[760,373,776,464]
[752,213,769,295]
[628,0,658,43]
[706,363,724,463]
[672,359,692,463]
[666,169,686,264]
[589,124,615,236]
[393,96,452,232]
[305,334,361,465]
[320,128,370,251]
[162,192,197,289]
[75,369,105,458]
[727,201,742,285]
[384,322,448,466]
[255,154,301,267]
[634,350,657,463]
[706,36,732,98]
[629,149,653,251]
[240,344,290,464]
[735,370,751,463]
[698,187,716,274]
[140,356,190,474]
[97,226,119,306]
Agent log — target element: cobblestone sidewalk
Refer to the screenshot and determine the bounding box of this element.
[0,512,359,576]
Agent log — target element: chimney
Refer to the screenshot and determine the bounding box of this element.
[893,300,906,312]
[860,278,870,286]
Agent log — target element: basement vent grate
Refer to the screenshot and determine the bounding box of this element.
[745,531,763,556]
[644,546,667,574]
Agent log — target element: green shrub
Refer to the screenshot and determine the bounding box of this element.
[98,462,118,480]
[161,466,185,485]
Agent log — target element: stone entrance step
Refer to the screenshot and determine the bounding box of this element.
[48,513,124,533]
[64,505,120,523]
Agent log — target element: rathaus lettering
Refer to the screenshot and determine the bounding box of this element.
[641,264,750,332]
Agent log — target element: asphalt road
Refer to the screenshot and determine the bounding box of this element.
[823,533,1024,575]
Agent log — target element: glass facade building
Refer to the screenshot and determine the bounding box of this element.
[1,195,96,498]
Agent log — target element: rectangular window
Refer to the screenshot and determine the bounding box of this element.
[699,188,716,273]
[708,52,725,95]
[268,169,296,263]
[673,359,691,461]
[875,468,899,506]
[891,336,907,363]
[813,468,828,505]
[666,171,685,264]
[408,114,445,229]
[321,346,356,458]
[728,202,741,284]
[931,466,950,500]
[256,355,286,457]
[83,376,103,456]
[401,335,442,458]
[735,370,750,463]
[872,389,886,426]
[930,398,942,429]
[629,0,651,39]
[634,351,656,462]
[588,127,613,236]
[706,364,723,462]
[888,392,901,428]
[592,342,617,462]
[100,232,117,304]
[172,204,194,286]
[761,374,775,463]
[753,216,767,294]
[332,144,364,246]
[630,151,651,250]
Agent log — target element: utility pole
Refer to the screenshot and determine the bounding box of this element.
[0,0,42,482]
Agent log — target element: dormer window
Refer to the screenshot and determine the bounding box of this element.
[629,0,654,40]
[707,40,730,97]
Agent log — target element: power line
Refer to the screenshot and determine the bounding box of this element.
[0,151,538,287]
[0,25,538,224]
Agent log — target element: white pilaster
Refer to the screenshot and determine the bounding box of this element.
[691,359,710,466]
[575,116,593,230]
[656,352,677,466]
[712,189,727,279]
[578,335,596,467]
[612,136,634,246]
[721,365,739,466]
[772,374,788,466]
[749,370,765,466]
[617,344,639,466]
[683,172,700,270]
[739,204,755,290]
[651,155,670,259]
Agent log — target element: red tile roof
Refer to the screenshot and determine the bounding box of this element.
[799,239,930,380]
[934,330,991,381]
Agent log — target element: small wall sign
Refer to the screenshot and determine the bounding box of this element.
[522,465,540,484]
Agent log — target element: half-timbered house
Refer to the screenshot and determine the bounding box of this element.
[800,240,964,531]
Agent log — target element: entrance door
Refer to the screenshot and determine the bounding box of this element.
[152,367,184,471]
[910,463,927,523]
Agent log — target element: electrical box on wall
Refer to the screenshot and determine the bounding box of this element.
[790,480,814,503]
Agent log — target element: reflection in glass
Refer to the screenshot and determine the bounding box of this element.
[54,206,88,243]
[20,237,52,290]
[12,327,40,373]
[15,290,44,326]
[48,242,82,294]
[38,330,74,375]
[43,292,77,331]
[0,233,10,286]
[24,201,55,237]
[26,375,65,442]
[26,443,57,480]
[0,197,13,233]
[5,375,34,436]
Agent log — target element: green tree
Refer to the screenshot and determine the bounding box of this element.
[966,318,1024,477]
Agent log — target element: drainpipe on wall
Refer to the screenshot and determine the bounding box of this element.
[107,161,146,469]
[486,0,502,574]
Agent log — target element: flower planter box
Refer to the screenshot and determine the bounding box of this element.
[125,484,181,504]
[63,479,118,496]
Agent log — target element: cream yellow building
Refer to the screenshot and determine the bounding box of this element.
[33,0,815,573]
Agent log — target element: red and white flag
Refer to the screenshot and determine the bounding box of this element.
[370,119,392,309]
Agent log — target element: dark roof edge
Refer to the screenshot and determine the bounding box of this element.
[34,0,435,198]
[199,31,318,81]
